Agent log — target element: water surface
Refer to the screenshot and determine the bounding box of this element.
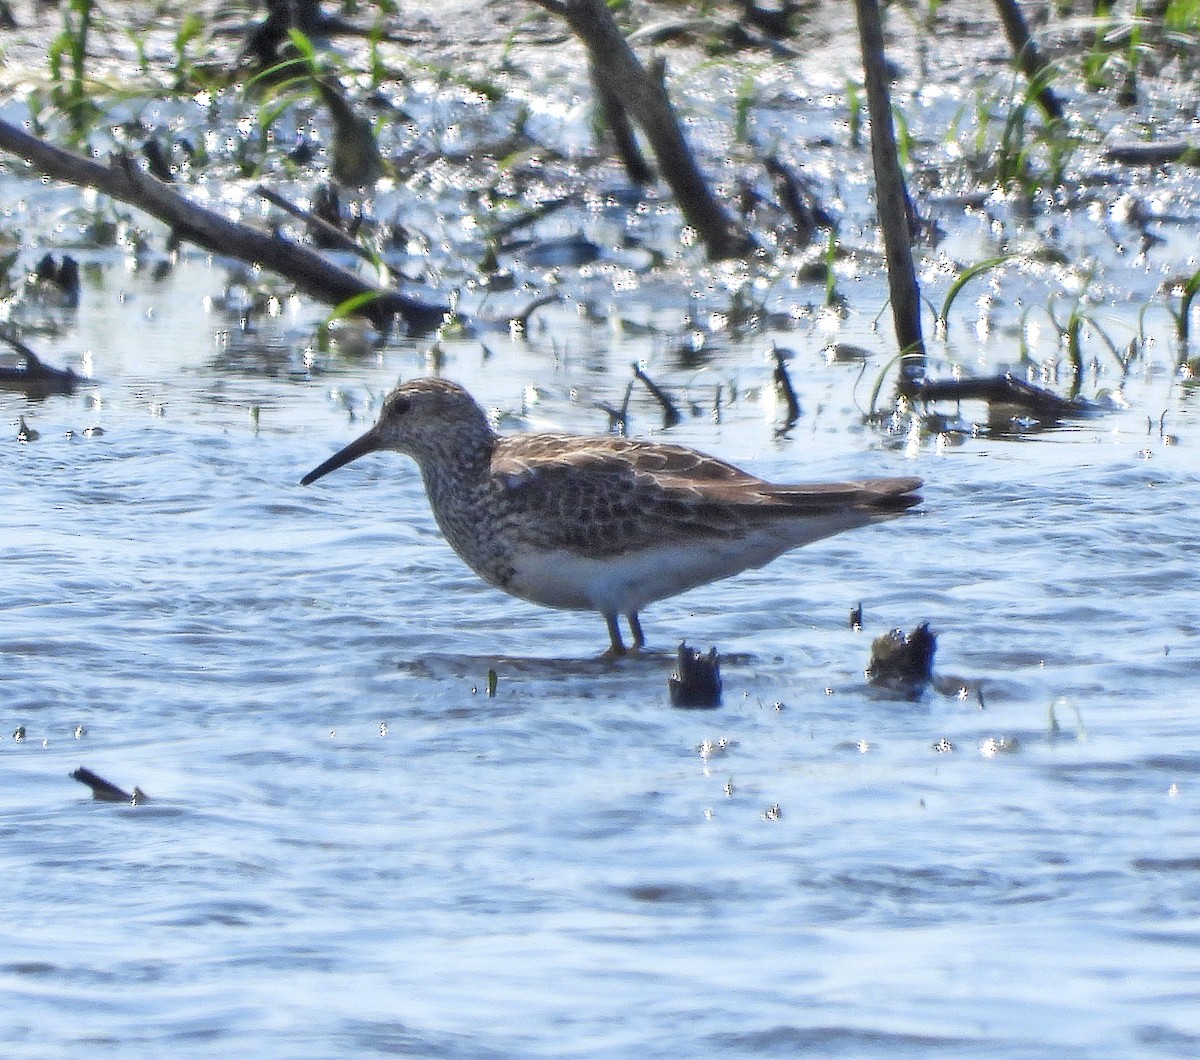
[2,5,1200,1054]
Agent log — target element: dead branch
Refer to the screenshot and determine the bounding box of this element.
[529,0,753,260]
[0,118,447,334]
[914,375,1089,422]
[0,327,81,397]
[590,59,654,186]
[991,0,1066,124]
[854,0,926,378]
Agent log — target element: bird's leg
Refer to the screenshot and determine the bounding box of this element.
[602,613,627,660]
[627,612,645,653]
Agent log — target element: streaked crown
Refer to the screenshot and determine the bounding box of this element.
[373,378,496,466]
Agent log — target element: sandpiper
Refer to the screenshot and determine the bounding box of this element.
[302,378,922,656]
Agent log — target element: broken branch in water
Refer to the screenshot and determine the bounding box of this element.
[1104,141,1200,166]
[913,375,1090,423]
[529,0,753,260]
[70,766,148,805]
[632,363,682,428]
[854,0,926,370]
[0,326,81,397]
[991,0,1067,125]
[668,643,722,709]
[0,118,448,334]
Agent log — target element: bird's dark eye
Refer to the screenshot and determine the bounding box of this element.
[392,397,411,415]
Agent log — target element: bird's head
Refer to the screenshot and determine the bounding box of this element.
[300,378,495,486]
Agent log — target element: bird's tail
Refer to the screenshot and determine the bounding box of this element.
[859,476,923,514]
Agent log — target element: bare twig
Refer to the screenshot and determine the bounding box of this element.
[771,344,801,428]
[633,363,682,427]
[256,184,367,258]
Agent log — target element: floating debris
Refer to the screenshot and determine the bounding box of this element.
[867,622,937,697]
[669,643,722,708]
[850,602,863,631]
[824,342,871,364]
[518,233,601,268]
[0,329,80,398]
[1104,140,1200,166]
[932,737,955,753]
[33,252,80,306]
[912,375,1092,428]
[70,767,148,805]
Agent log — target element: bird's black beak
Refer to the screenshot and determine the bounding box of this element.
[300,428,382,486]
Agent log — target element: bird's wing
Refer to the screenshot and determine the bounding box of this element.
[492,436,920,555]
[495,434,751,481]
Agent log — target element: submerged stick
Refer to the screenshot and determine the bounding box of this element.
[771,345,801,428]
[632,363,682,428]
[1104,141,1200,167]
[71,767,148,805]
[0,119,448,334]
[914,374,1091,422]
[0,327,80,396]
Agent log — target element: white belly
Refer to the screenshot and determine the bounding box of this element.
[505,532,806,614]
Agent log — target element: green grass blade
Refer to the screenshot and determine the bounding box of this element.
[938,255,1012,328]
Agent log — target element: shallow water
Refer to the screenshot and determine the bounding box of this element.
[3,3,1200,1054]
[1,244,1198,1057]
